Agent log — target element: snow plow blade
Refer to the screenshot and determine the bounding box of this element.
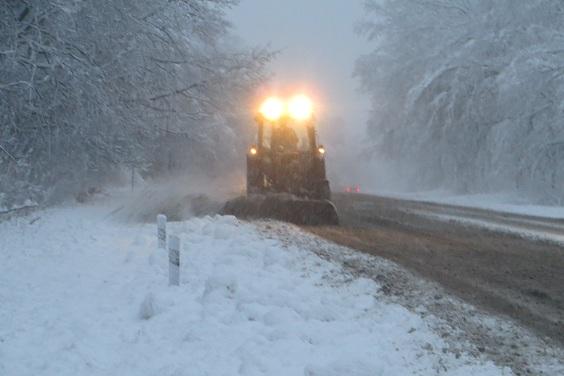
[221,194,339,226]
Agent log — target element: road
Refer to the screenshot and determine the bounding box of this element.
[306,193,564,345]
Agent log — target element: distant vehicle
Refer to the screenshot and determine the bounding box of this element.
[222,95,339,225]
[344,185,361,194]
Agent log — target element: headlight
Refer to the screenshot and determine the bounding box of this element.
[259,97,284,121]
[249,147,258,155]
[288,94,313,121]
[318,146,325,155]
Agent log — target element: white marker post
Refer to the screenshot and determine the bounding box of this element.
[157,214,167,249]
[168,235,180,286]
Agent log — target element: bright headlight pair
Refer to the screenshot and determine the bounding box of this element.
[259,95,313,122]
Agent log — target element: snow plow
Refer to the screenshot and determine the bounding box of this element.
[222,95,339,225]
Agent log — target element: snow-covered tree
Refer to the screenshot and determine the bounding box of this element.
[0,1,270,207]
[356,0,564,203]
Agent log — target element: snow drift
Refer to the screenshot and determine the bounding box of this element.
[0,203,510,375]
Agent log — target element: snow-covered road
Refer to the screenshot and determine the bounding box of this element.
[346,192,564,245]
[0,204,511,375]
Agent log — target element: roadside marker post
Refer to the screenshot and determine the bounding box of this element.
[169,235,180,286]
[157,214,167,249]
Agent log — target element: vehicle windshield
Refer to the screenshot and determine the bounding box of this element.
[262,121,309,152]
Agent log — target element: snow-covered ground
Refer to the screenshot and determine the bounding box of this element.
[362,189,564,244]
[373,190,564,219]
[417,212,564,245]
[0,203,513,375]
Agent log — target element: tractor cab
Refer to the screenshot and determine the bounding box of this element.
[262,117,308,153]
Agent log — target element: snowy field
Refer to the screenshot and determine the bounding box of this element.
[372,190,564,219]
[0,203,512,375]
[416,212,564,245]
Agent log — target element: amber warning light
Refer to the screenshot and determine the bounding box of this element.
[258,94,314,122]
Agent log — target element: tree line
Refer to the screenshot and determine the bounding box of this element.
[356,0,564,203]
[0,0,271,208]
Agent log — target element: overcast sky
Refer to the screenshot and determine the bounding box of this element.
[227,0,371,137]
